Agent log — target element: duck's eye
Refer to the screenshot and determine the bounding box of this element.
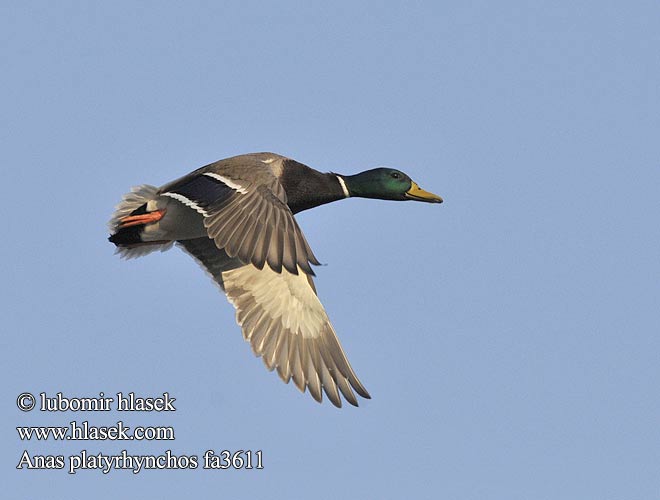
[391,172,401,179]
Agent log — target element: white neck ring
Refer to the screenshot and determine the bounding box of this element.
[336,175,350,198]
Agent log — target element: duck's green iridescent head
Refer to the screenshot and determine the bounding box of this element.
[344,168,443,203]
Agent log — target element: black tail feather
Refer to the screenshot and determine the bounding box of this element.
[109,226,143,246]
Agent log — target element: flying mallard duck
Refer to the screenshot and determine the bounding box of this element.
[109,152,442,407]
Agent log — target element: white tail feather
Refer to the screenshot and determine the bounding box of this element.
[108,185,159,232]
[114,241,174,259]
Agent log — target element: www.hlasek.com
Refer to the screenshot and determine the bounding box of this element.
[15,392,263,474]
[18,420,174,441]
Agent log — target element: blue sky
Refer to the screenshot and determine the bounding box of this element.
[3,1,659,499]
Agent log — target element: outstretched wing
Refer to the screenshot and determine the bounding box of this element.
[160,156,320,275]
[178,237,371,407]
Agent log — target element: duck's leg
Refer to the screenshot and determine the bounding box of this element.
[118,209,166,228]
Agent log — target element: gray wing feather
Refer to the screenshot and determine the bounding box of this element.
[202,178,320,276]
[163,155,320,275]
